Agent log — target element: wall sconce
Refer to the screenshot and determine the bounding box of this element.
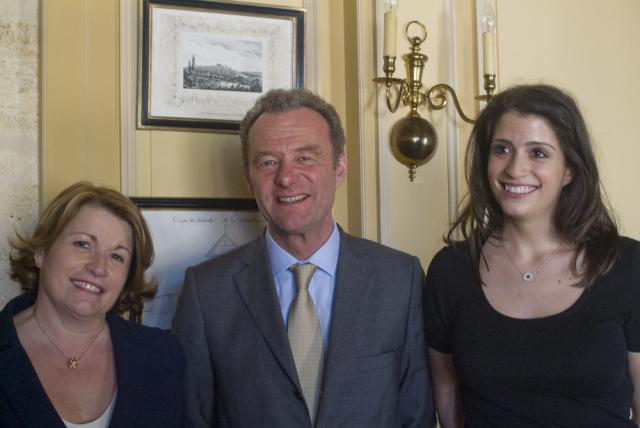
[374,1,497,181]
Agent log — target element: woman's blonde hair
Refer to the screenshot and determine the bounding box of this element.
[9,182,156,314]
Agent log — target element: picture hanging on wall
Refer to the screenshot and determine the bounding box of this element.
[128,197,266,328]
[137,0,305,132]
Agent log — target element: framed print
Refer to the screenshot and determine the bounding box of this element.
[130,197,266,328]
[137,0,305,132]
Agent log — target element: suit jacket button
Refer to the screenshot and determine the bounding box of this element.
[294,390,304,400]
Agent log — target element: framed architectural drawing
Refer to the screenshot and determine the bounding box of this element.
[137,0,305,131]
[130,197,265,328]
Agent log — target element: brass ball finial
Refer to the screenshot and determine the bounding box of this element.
[408,164,417,181]
[389,115,438,181]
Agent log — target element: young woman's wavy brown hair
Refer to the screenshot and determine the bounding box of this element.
[447,84,619,287]
[9,182,156,314]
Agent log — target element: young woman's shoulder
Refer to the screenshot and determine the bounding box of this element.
[429,241,472,269]
[617,235,640,255]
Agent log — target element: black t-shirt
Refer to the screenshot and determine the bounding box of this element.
[424,237,640,428]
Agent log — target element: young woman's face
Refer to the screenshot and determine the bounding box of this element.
[487,112,573,226]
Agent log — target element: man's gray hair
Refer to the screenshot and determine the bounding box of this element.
[239,89,346,170]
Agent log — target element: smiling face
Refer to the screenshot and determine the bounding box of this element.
[246,107,346,254]
[487,112,573,226]
[35,204,134,321]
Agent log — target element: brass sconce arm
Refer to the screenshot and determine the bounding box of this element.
[373,56,407,113]
[426,83,476,125]
[371,76,406,113]
[386,80,407,112]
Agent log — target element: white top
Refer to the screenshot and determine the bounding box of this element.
[62,389,117,428]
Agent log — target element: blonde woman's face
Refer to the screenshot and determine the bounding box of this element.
[35,205,133,320]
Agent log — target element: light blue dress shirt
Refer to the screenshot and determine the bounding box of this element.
[265,223,340,352]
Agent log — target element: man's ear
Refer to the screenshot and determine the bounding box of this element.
[243,165,255,194]
[335,152,347,186]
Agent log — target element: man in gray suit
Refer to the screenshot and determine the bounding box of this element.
[173,89,435,428]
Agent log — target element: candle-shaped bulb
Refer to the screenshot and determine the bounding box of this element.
[384,0,398,12]
[383,0,398,57]
[481,4,495,33]
[481,3,496,75]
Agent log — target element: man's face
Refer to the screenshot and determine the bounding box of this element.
[246,107,346,250]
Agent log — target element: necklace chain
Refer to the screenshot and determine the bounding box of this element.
[33,313,106,369]
[502,242,560,283]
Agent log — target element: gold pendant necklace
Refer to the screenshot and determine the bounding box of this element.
[33,313,106,369]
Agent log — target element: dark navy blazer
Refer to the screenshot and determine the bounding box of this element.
[0,294,192,427]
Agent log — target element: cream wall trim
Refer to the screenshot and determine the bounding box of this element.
[374,0,391,245]
[355,0,368,237]
[303,0,319,93]
[40,0,48,209]
[444,0,460,225]
[120,0,137,195]
[352,0,377,241]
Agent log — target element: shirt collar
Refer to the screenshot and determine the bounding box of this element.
[266,222,340,278]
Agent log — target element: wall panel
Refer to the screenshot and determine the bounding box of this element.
[41,0,120,203]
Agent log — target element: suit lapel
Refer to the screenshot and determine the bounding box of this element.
[234,238,301,389]
[316,232,375,427]
[324,232,376,362]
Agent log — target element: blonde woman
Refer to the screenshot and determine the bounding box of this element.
[0,182,192,427]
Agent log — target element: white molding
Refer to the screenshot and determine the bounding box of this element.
[444,0,460,225]
[303,0,319,93]
[39,0,48,209]
[374,0,391,245]
[355,0,367,238]
[119,0,137,195]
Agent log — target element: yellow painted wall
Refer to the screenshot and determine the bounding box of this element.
[42,0,358,233]
[496,0,640,239]
[41,0,640,262]
[362,0,640,269]
[132,0,355,231]
[41,0,121,204]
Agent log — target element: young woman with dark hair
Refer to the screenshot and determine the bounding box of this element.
[424,84,640,427]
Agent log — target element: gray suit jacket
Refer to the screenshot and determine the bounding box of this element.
[173,228,435,428]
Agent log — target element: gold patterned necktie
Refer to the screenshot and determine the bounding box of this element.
[288,263,324,424]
